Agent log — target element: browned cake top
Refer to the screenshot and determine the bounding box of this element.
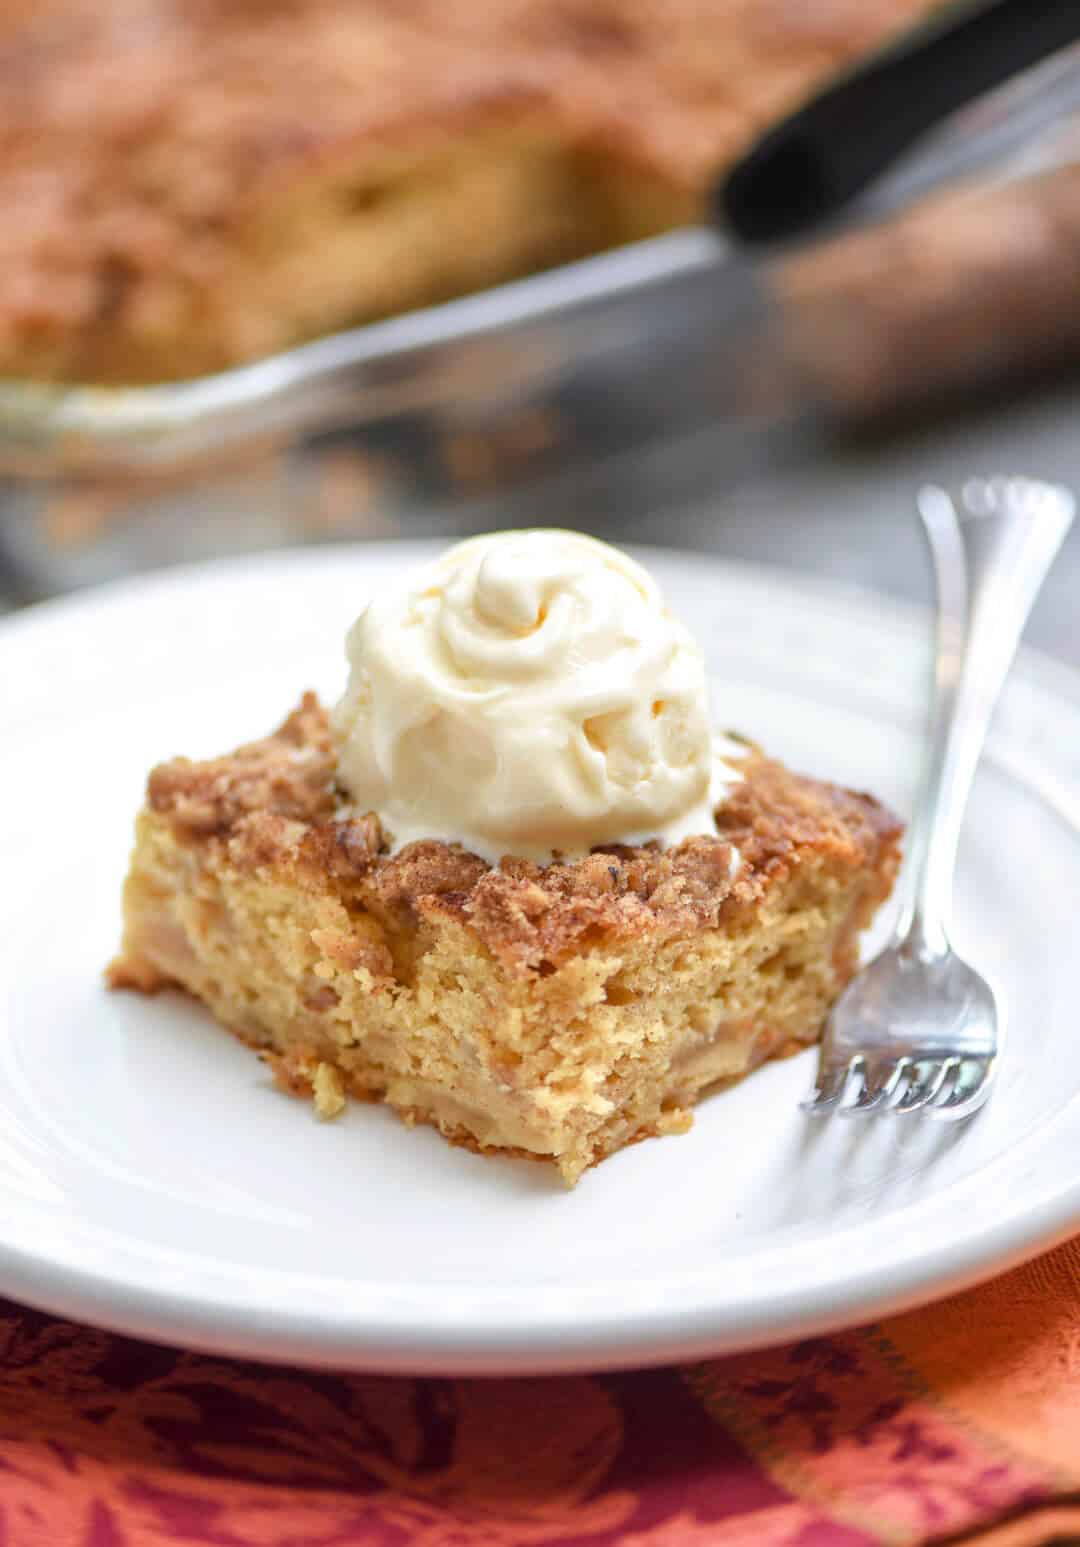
[146,693,901,972]
[0,0,934,380]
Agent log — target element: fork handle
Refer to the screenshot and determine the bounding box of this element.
[902,481,1074,958]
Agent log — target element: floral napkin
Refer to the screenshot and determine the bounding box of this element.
[2,1237,1078,1546]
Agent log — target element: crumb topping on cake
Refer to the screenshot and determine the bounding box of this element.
[147,693,338,833]
[144,694,900,974]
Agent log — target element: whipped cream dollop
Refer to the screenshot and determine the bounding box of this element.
[332,530,741,864]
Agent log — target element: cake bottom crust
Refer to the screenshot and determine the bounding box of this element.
[107,954,818,1184]
[108,898,856,1187]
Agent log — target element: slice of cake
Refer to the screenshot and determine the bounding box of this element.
[109,532,901,1182]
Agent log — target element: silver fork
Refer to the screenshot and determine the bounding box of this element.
[803,476,1075,1119]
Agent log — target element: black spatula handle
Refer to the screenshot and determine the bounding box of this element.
[719,0,1080,245]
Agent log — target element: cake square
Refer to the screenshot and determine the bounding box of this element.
[109,693,901,1183]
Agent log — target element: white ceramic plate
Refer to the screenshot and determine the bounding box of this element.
[3,542,1080,1375]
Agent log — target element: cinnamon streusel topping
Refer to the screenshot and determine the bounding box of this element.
[146,694,900,974]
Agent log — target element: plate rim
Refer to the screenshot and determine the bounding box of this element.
[3,540,1080,1374]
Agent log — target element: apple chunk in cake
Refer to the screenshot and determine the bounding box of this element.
[108,695,901,1183]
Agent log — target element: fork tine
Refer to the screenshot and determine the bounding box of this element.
[877,1056,915,1110]
[837,1056,905,1116]
[925,1056,964,1108]
[930,1056,996,1119]
[800,1056,861,1115]
[894,1058,953,1114]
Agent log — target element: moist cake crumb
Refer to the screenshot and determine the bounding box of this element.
[311,1062,347,1121]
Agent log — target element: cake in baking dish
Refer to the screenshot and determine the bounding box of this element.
[2,0,936,383]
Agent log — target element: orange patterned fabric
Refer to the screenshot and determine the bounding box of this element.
[1,1238,1078,1545]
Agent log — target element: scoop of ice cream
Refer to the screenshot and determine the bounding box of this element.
[332,529,738,864]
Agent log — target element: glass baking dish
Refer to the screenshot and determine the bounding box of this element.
[4,42,1080,600]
